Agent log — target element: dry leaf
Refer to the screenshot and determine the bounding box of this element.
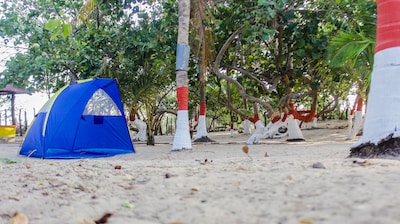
[353,160,372,166]
[191,186,199,191]
[298,218,314,224]
[95,213,112,224]
[80,221,95,224]
[242,145,249,154]
[8,212,29,224]
[80,213,112,224]
[114,165,122,170]
[241,145,252,160]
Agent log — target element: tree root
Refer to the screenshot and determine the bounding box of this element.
[193,136,216,143]
[349,135,400,158]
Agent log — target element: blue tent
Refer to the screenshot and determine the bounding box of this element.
[19,78,135,159]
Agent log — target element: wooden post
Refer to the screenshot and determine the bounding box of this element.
[4,109,7,125]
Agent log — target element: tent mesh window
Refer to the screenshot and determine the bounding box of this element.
[83,89,122,116]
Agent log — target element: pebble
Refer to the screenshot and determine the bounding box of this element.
[312,162,326,169]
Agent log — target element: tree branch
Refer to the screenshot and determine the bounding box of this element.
[223,64,277,94]
[316,95,339,118]
[212,24,275,116]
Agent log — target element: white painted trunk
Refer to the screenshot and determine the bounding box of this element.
[300,118,318,129]
[262,114,286,139]
[131,119,147,141]
[347,113,354,139]
[194,115,208,139]
[173,0,191,151]
[230,122,236,137]
[353,47,400,147]
[311,117,317,128]
[246,120,265,144]
[172,110,192,150]
[242,119,251,135]
[347,110,363,140]
[287,115,305,141]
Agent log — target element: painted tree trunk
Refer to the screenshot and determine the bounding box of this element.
[262,113,288,139]
[242,119,251,135]
[145,101,155,145]
[242,99,251,135]
[193,67,214,142]
[172,0,192,150]
[246,114,265,144]
[347,97,364,140]
[350,0,400,157]
[286,115,305,141]
[131,119,147,142]
[194,102,214,142]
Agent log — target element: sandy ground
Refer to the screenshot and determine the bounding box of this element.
[1,120,400,224]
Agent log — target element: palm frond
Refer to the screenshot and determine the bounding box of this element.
[328,30,374,68]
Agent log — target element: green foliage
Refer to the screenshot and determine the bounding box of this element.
[0,0,378,127]
[326,0,376,98]
[329,31,374,67]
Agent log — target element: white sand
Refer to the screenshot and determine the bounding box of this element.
[1,120,400,224]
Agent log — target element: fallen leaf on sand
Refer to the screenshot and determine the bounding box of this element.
[95,213,112,223]
[242,145,253,160]
[114,165,122,170]
[353,160,372,166]
[191,186,199,191]
[8,212,28,224]
[80,221,95,224]
[122,201,134,208]
[80,213,113,224]
[242,145,249,154]
[0,158,18,164]
[298,218,314,224]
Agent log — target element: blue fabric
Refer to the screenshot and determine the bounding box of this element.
[19,78,135,159]
[19,112,47,158]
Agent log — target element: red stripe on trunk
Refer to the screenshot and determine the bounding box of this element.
[249,114,259,123]
[376,0,400,52]
[356,98,363,111]
[199,102,206,115]
[177,87,188,110]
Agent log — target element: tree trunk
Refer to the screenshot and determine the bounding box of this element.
[145,100,155,146]
[172,0,192,150]
[193,70,214,142]
[242,98,251,135]
[350,0,400,157]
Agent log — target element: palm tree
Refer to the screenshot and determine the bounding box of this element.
[350,0,400,157]
[191,0,215,143]
[327,27,375,140]
[172,0,192,150]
